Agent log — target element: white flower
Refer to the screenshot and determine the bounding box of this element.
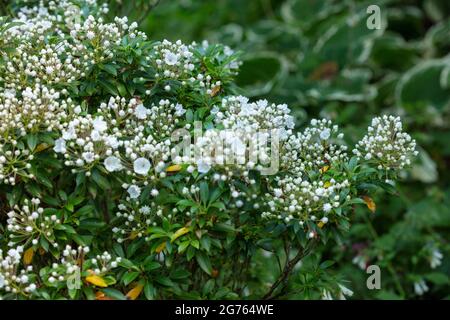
[82,152,95,163]
[274,188,283,197]
[53,138,66,153]
[174,103,186,116]
[127,185,141,199]
[140,206,151,214]
[0,275,5,288]
[196,159,211,174]
[321,289,333,300]
[62,126,77,140]
[86,31,96,40]
[92,117,107,132]
[164,52,178,65]
[338,284,353,298]
[430,249,443,269]
[320,128,331,140]
[90,130,102,141]
[104,156,122,172]
[323,203,332,213]
[133,157,151,175]
[414,280,429,296]
[229,136,246,156]
[105,136,119,149]
[134,104,148,119]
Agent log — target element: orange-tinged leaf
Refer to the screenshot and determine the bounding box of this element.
[95,291,113,300]
[155,242,166,253]
[320,165,330,174]
[129,231,139,240]
[126,284,144,300]
[35,143,50,153]
[23,247,34,265]
[362,196,376,213]
[166,164,182,173]
[211,269,219,278]
[171,227,190,242]
[85,274,108,287]
[210,85,221,97]
[309,61,339,81]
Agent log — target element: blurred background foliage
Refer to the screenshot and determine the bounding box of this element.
[2,0,448,299]
[122,0,450,300]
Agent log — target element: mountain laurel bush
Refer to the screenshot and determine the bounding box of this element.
[0,0,417,300]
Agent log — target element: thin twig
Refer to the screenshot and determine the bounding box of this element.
[263,240,316,300]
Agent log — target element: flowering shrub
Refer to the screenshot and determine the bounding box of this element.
[0,0,418,300]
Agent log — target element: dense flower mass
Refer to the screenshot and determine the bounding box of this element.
[353,115,418,170]
[0,0,418,300]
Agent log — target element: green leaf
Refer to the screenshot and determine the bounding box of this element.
[195,251,212,275]
[156,276,173,287]
[144,262,161,272]
[144,281,156,300]
[91,169,111,190]
[425,272,449,285]
[26,134,38,151]
[123,271,140,286]
[100,63,118,76]
[199,181,209,204]
[101,288,127,300]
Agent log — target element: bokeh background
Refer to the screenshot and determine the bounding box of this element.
[3,0,448,299]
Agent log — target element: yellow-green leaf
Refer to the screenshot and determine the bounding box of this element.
[155,242,166,253]
[23,247,34,265]
[86,274,108,287]
[166,164,182,173]
[210,85,221,97]
[171,227,190,242]
[320,165,330,174]
[126,284,144,300]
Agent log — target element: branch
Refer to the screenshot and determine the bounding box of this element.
[262,240,316,300]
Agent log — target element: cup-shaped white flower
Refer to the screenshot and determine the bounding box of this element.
[134,104,148,119]
[127,185,141,199]
[133,157,151,175]
[196,159,211,174]
[53,138,66,153]
[104,156,123,172]
[92,117,107,132]
[164,52,178,65]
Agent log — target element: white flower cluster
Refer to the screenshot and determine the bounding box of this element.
[0,85,74,137]
[263,175,351,226]
[175,96,294,176]
[150,39,195,81]
[214,96,295,140]
[0,144,34,185]
[281,119,348,174]
[45,245,89,286]
[89,251,122,275]
[1,1,144,91]
[112,201,164,243]
[0,247,37,295]
[353,115,418,170]
[148,39,238,94]
[45,245,121,286]
[54,114,119,172]
[6,198,61,248]
[54,96,188,180]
